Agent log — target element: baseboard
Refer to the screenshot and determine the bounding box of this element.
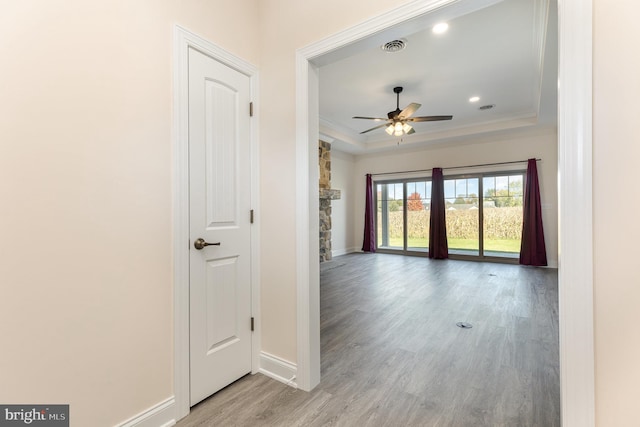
[117,396,175,427]
[332,247,359,257]
[332,248,559,268]
[259,351,298,388]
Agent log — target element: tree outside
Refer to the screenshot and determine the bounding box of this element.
[407,192,424,211]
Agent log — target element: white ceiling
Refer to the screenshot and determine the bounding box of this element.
[317,0,557,154]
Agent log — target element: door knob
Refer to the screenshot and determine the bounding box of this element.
[194,238,221,250]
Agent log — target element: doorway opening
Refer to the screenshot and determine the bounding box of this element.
[296,0,594,424]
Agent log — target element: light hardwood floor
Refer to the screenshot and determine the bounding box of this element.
[177,253,559,426]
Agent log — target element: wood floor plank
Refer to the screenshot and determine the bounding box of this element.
[177,253,559,426]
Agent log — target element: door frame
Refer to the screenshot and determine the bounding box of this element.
[173,25,261,420]
[296,0,594,425]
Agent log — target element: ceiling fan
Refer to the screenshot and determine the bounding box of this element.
[353,86,452,136]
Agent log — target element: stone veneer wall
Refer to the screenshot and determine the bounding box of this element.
[319,140,340,262]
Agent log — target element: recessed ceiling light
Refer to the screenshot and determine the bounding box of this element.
[432,22,449,34]
[469,96,480,103]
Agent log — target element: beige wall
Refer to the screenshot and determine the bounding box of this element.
[350,128,559,266]
[330,150,357,255]
[0,1,258,425]
[593,0,640,424]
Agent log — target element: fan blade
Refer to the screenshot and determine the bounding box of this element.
[399,103,421,119]
[360,123,390,134]
[407,127,416,135]
[352,116,388,121]
[407,115,453,122]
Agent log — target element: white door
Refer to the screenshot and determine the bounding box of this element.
[188,47,252,406]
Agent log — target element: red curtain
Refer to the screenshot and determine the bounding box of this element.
[519,159,548,266]
[362,174,376,252]
[428,168,448,259]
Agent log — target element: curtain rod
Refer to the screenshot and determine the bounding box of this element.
[369,158,541,177]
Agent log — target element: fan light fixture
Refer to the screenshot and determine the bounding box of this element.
[384,121,413,136]
[353,86,453,136]
[385,124,394,135]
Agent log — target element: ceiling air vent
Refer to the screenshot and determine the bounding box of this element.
[381,39,407,53]
[479,104,496,111]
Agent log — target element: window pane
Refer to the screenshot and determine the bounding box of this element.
[468,179,479,198]
[444,180,455,199]
[483,174,524,257]
[483,177,495,195]
[456,179,467,198]
[509,175,523,196]
[407,180,429,252]
[406,181,416,196]
[394,183,403,200]
[445,178,479,256]
[377,182,403,250]
[496,176,509,192]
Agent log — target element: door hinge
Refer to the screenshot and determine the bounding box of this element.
[251,317,255,332]
[249,102,254,117]
[250,209,254,224]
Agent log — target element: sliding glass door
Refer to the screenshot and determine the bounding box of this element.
[482,174,524,258]
[444,177,480,256]
[406,180,431,252]
[377,182,404,249]
[375,171,525,261]
[377,180,431,253]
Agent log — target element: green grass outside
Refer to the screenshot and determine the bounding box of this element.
[383,236,520,253]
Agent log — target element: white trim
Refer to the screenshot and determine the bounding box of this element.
[296,0,594,425]
[259,352,298,388]
[295,56,321,392]
[172,25,191,421]
[172,25,260,422]
[295,52,310,391]
[117,397,175,427]
[250,63,262,379]
[557,0,595,425]
[331,247,359,258]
